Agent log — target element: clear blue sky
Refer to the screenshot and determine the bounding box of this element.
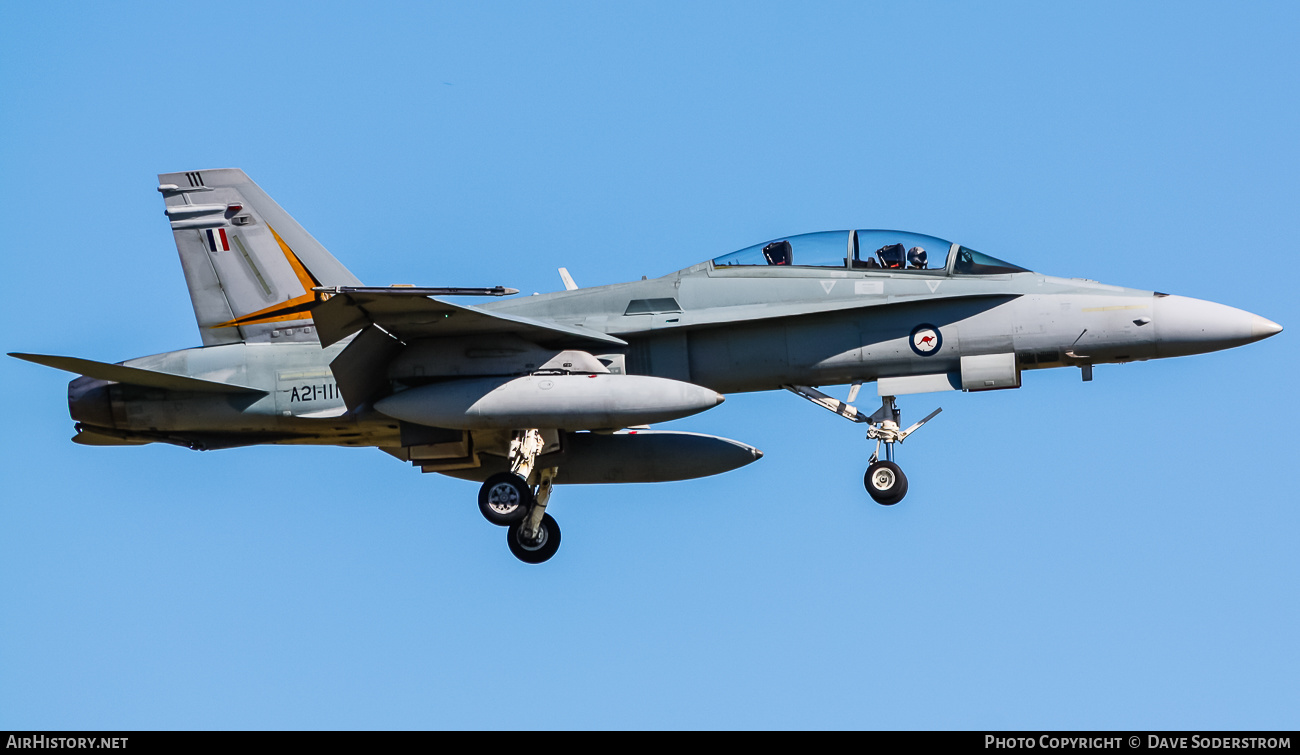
[2,1,1296,729]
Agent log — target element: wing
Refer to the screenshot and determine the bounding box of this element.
[312,287,627,349]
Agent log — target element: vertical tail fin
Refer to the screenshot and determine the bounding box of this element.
[158,168,362,345]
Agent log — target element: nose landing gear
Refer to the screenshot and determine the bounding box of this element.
[865,460,907,505]
[784,385,941,505]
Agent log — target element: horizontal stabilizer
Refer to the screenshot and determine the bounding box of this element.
[9,353,267,395]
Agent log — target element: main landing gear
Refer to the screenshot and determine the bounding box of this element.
[784,385,941,506]
[477,429,562,564]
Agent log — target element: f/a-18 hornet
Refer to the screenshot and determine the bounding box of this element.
[12,170,1282,563]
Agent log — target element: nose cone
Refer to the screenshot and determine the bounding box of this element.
[1252,315,1284,340]
[1155,295,1283,358]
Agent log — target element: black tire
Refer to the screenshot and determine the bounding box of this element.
[864,461,908,505]
[478,472,533,526]
[507,513,562,564]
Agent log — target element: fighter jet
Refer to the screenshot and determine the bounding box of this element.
[10,169,1283,563]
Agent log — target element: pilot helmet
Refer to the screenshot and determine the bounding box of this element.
[907,246,928,269]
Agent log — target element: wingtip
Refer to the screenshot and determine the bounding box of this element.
[9,352,55,364]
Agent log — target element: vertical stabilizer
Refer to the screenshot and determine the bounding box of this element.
[158,169,362,345]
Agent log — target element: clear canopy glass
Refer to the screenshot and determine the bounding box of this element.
[710,229,1030,274]
[712,231,852,268]
[853,230,952,271]
[952,246,1029,275]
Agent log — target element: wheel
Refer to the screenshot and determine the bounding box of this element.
[478,472,533,526]
[864,460,908,505]
[507,513,562,564]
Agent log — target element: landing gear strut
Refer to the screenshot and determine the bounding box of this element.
[863,396,906,504]
[476,429,564,563]
[784,385,940,506]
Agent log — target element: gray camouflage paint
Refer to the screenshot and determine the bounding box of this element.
[27,170,1282,481]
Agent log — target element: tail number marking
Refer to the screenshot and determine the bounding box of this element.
[290,382,339,402]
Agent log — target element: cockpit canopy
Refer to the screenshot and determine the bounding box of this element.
[711,230,1029,275]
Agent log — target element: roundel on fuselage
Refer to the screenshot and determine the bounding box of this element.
[909,324,942,356]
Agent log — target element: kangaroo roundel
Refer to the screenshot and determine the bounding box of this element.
[910,324,942,356]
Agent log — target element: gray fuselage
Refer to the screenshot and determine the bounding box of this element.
[68,246,1279,453]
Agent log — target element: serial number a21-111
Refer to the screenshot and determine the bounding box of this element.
[288,382,339,403]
